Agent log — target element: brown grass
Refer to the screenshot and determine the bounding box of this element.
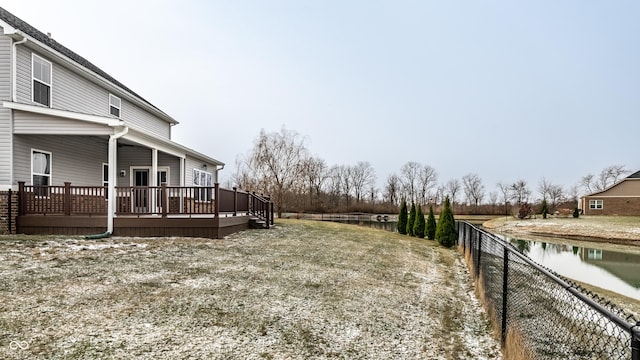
[0,220,501,359]
[503,327,533,360]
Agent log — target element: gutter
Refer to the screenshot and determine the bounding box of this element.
[12,35,27,102]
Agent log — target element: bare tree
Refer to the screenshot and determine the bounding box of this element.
[581,165,629,193]
[445,179,460,206]
[462,173,485,206]
[488,192,498,206]
[241,127,308,217]
[510,180,531,205]
[418,165,438,206]
[567,185,580,206]
[384,174,401,206]
[580,173,595,194]
[351,161,376,204]
[337,165,353,209]
[537,177,552,201]
[303,156,328,209]
[326,166,343,209]
[497,182,511,215]
[400,162,421,204]
[547,184,565,212]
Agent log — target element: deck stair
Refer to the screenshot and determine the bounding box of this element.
[249,217,268,229]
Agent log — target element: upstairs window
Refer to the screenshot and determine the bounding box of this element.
[32,54,52,107]
[109,94,121,117]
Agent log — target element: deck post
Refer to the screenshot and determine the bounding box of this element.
[64,182,72,216]
[214,183,220,217]
[161,183,167,217]
[18,181,25,216]
[233,187,238,216]
[270,198,274,225]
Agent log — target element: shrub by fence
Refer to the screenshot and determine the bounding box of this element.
[458,221,640,360]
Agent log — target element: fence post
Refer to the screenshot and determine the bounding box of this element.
[632,322,640,360]
[476,232,482,278]
[64,182,72,216]
[501,246,509,345]
[462,223,466,254]
[270,199,274,225]
[18,182,25,216]
[233,187,238,216]
[161,183,167,217]
[214,183,220,217]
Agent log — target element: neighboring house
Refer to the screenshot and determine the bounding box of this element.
[580,171,640,216]
[0,7,271,237]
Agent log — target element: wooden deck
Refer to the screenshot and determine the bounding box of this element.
[14,182,273,239]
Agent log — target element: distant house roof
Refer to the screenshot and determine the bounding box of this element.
[0,6,176,124]
[626,170,640,179]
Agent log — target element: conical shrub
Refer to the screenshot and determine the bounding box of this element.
[435,197,457,247]
[397,200,408,235]
[413,205,425,238]
[407,203,416,236]
[426,205,436,240]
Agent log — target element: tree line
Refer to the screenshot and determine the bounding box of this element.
[231,127,631,216]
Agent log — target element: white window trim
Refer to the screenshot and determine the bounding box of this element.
[102,162,109,187]
[31,148,52,197]
[589,199,603,210]
[31,53,52,107]
[193,168,213,201]
[109,94,121,118]
[129,166,170,186]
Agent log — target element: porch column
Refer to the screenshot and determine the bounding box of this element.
[150,148,158,213]
[179,157,185,213]
[107,126,128,234]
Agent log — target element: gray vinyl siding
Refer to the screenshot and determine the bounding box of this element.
[13,134,108,186]
[15,44,30,103]
[13,110,112,135]
[14,44,171,138]
[115,146,181,187]
[185,155,218,186]
[0,31,11,184]
[13,135,183,187]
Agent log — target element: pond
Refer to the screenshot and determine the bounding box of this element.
[505,237,640,299]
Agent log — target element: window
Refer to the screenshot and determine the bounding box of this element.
[32,54,52,107]
[32,150,51,196]
[193,168,212,201]
[587,249,603,260]
[589,199,603,209]
[109,94,121,117]
[103,163,109,198]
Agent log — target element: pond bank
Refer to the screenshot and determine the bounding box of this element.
[482,216,640,318]
[483,216,640,247]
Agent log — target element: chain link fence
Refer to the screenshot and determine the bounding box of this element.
[458,221,640,360]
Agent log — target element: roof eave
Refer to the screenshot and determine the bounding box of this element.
[0,22,179,126]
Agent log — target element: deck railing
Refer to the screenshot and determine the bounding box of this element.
[17,182,273,225]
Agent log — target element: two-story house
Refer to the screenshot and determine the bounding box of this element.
[0,7,271,237]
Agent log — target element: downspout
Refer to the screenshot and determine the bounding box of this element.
[12,35,27,102]
[106,126,129,235]
[10,36,27,187]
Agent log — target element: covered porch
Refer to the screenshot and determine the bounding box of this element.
[15,182,273,238]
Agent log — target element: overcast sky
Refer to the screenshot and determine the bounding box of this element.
[4,1,640,195]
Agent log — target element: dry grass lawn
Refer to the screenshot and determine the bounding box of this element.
[0,219,501,359]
